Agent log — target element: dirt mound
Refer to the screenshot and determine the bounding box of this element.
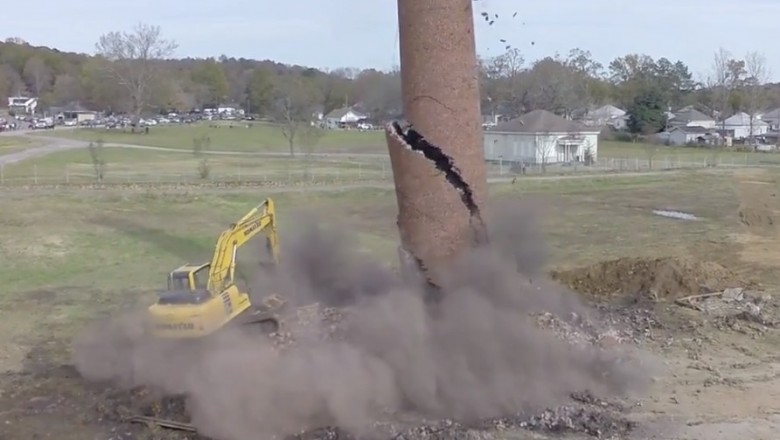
[551,257,752,300]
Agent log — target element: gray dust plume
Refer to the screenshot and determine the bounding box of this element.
[72,201,656,440]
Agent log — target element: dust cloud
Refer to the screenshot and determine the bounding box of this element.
[72,201,656,440]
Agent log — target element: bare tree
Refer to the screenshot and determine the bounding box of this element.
[536,138,556,173]
[484,48,525,117]
[707,48,745,141]
[273,75,323,157]
[95,23,177,130]
[88,139,107,183]
[192,134,212,179]
[743,51,770,141]
[299,127,326,179]
[708,48,731,132]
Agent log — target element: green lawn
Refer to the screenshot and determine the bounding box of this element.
[0,135,42,154]
[600,140,780,165]
[2,167,778,440]
[0,168,769,356]
[0,146,391,185]
[33,122,386,153]
[35,125,780,167]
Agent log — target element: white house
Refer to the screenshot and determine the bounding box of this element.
[323,106,367,129]
[721,112,769,139]
[667,126,719,146]
[668,108,716,129]
[483,109,601,164]
[583,104,628,130]
[7,96,38,115]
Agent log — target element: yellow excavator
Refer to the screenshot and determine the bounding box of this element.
[147,198,287,339]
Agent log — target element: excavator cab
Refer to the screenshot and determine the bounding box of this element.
[167,264,210,291]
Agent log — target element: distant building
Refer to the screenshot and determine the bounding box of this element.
[582,104,628,130]
[668,108,716,129]
[666,126,719,146]
[483,109,601,164]
[323,106,367,129]
[760,108,780,131]
[49,102,97,123]
[720,112,769,139]
[7,96,38,115]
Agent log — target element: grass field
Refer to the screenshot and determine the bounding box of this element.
[2,166,780,438]
[0,168,769,358]
[600,140,780,165]
[33,125,780,167]
[0,146,390,184]
[32,122,386,153]
[0,135,42,155]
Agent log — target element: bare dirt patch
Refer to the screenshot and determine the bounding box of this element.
[551,256,755,300]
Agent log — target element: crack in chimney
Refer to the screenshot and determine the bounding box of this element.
[390,120,489,247]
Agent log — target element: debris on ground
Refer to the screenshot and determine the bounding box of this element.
[74,296,644,440]
[551,257,756,301]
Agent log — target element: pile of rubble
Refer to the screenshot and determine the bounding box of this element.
[286,391,634,440]
[534,303,662,348]
[675,287,777,330]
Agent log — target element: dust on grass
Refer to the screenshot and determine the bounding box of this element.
[71,205,659,440]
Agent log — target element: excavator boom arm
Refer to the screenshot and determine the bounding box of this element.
[206,198,278,293]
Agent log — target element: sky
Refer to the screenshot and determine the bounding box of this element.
[2,0,779,82]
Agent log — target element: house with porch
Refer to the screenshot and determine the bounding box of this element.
[483,109,601,165]
[323,106,367,129]
[7,96,38,115]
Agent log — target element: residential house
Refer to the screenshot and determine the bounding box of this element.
[760,108,780,131]
[323,106,367,129]
[49,102,97,123]
[667,126,719,146]
[7,96,38,115]
[582,104,628,130]
[483,109,601,164]
[721,112,769,139]
[668,108,716,129]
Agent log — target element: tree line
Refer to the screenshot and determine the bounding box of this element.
[1,24,777,125]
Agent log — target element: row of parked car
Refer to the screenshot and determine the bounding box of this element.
[79,111,255,130]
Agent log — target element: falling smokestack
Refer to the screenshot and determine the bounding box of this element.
[385,0,488,289]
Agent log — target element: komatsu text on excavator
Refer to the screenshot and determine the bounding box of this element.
[147,198,287,339]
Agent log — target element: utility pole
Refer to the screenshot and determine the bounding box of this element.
[386,0,488,289]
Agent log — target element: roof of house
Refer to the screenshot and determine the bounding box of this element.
[761,107,780,120]
[493,109,595,133]
[324,106,365,119]
[589,104,626,118]
[50,102,91,113]
[671,126,712,134]
[724,112,769,126]
[672,108,714,123]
